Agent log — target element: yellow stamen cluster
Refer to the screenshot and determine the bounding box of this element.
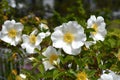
[77,72,87,80]
[92,23,98,35]
[63,32,74,43]
[29,34,37,44]
[8,29,17,38]
[49,54,58,64]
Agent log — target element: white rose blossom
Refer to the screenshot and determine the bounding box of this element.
[42,46,60,71]
[51,21,86,55]
[0,20,23,46]
[87,15,107,41]
[98,70,120,80]
[21,29,45,54]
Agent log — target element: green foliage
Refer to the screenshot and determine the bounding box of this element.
[49,0,86,29]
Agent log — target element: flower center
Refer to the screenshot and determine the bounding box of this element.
[8,29,17,38]
[77,72,87,80]
[63,32,74,43]
[29,35,37,44]
[92,23,98,35]
[49,54,58,64]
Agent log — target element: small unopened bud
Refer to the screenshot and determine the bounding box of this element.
[20,74,26,79]
[39,23,49,31]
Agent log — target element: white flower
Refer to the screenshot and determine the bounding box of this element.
[0,20,24,46]
[42,46,60,71]
[98,70,120,80]
[21,29,45,54]
[87,15,107,41]
[51,21,86,55]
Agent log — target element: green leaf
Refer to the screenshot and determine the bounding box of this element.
[38,64,45,75]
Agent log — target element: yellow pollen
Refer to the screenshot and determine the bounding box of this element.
[92,23,98,35]
[77,72,87,80]
[29,35,37,44]
[49,54,58,64]
[63,32,74,43]
[8,29,17,38]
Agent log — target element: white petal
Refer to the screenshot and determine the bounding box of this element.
[10,39,17,46]
[21,43,26,49]
[101,74,113,80]
[22,43,35,53]
[62,21,83,34]
[94,33,105,41]
[98,23,106,32]
[35,36,42,46]
[31,29,38,35]
[42,46,57,58]
[91,15,96,22]
[72,41,84,49]
[1,25,8,34]
[15,33,21,42]
[35,32,46,46]
[11,20,16,23]
[52,40,64,48]
[14,23,24,32]
[72,48,81,55]
[87,19,93,28]
[1,35,12,44]
[87,15,97,28]
[51,30,63,48]
[45,31,51,37]
[54,25,63,31]
[85,41,96,49]
[63,43,81,55]
[38,32,46,39]
[2,21,14,32]
[22,35,29,43]
[96,16,104,24]
[71,33,86,49]
[26,45,35,53]
[43,61,55,71]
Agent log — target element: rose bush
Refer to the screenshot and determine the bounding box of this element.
[0,0,120,80]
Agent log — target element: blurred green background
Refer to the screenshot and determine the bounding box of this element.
[0,0,120,30]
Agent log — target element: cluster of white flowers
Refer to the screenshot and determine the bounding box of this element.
[98,70,120,80]
[0,15,107,72]
[51,15,107,55]
[0,20,50,54]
